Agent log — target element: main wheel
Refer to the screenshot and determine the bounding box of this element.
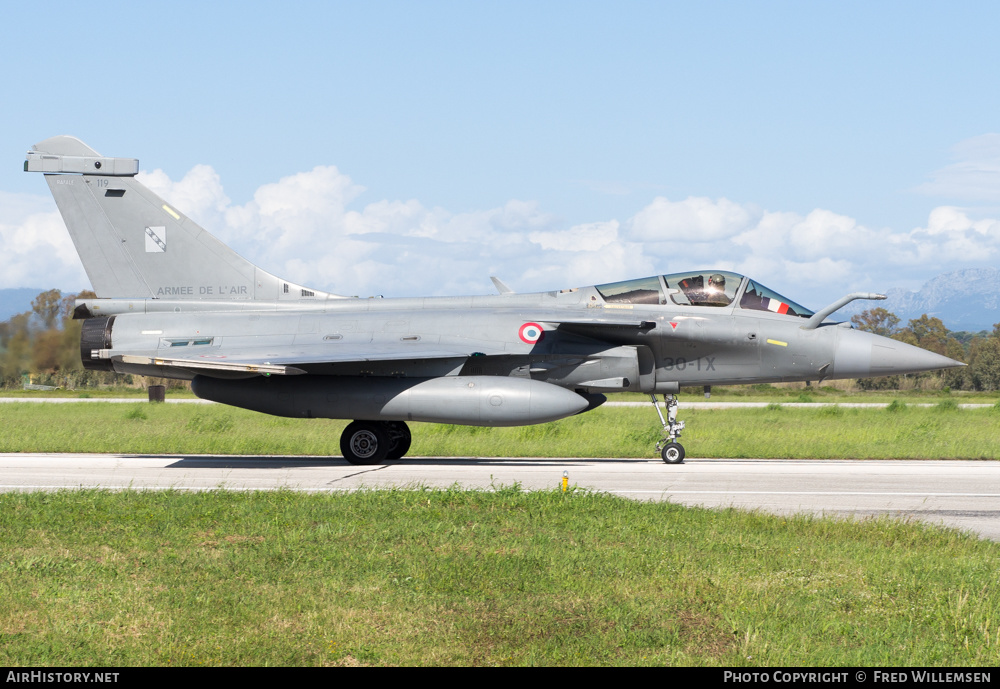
[661,442,685,464]
[340,421,390,465]
[382,421,412,460]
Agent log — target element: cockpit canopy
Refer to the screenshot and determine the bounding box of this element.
[594,271,813,318]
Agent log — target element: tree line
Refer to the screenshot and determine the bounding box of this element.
[850,307,1000,391]
[3,290,1000,391]
[0,288,143,389]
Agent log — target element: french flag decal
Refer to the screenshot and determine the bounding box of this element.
[765,298,789,315]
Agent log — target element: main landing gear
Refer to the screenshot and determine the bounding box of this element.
[340,420,412,465]
[650,394,686,464]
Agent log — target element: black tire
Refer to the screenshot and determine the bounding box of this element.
[340,421,390,465]
[661,442,685,464]
[382,421,412,460]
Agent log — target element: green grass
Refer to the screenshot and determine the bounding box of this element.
[1,402,999,459]
[0,387,197,398]
[623,385,1000,404]
[0,488,997,666]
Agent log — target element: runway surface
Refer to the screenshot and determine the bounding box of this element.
[2,453,999,541]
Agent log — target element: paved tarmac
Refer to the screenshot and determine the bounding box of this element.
[1,453,998,541]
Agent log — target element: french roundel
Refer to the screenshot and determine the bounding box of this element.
[519,322,544,344]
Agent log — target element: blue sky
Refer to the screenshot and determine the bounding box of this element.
[2,1,998,307]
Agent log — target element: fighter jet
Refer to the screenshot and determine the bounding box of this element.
[25,136,964,464]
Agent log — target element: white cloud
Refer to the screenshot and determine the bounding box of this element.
[891,206,1000,267]
[138,165,231,222]
[628,196,758,242]
[230,166,364,253]
[0,192,87,290]
[732,208,889,264]
[915,133,1000,202]
[345,199,433,237]
[134,166,629,297]
[920,205,1000,236]
[5,158,1000,309]
[620,192,1000,303]
[529,220,619,251]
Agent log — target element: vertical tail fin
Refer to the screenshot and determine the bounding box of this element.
[25,136,343,301]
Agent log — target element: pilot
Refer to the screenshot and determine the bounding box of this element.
[703,273,730,306]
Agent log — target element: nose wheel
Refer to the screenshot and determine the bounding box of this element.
[651,394,686,464]
[660,442,685,464]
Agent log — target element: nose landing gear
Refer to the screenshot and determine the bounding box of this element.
[650,394,685,464]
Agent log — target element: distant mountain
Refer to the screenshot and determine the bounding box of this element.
[0,288,46,323]
[839,268,1000,333]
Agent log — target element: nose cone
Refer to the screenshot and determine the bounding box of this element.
[869,339,965,375]
[832,329,965,379]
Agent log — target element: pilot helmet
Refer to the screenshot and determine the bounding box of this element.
[708,273,726,289]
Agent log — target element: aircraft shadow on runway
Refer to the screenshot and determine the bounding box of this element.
[155,455,643,469]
